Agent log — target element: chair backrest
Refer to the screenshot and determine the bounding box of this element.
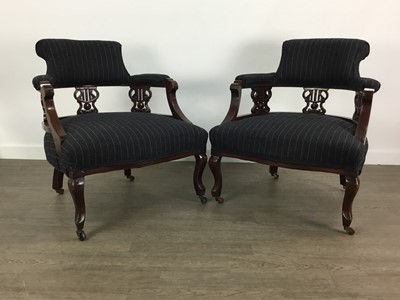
[275,38,370,91]
[35,39,131,89]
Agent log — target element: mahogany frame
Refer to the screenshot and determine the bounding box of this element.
[209,80,376,235]
[39,78,207,241]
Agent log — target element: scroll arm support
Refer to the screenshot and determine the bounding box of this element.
[165,78,192,124]
[355,90,374,143]
[40,82,67,157]
[222,81,242,124]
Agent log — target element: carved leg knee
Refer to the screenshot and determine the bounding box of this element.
[269,165,279,179]
[52,168,64,194]
[124,169,135,181]
[68,175,86,241]
[193,154,207,204]
[342,176,360,235]
[208,155,224,203]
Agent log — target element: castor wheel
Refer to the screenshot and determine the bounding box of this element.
[215,196,224,203]
[271,173,279,179]
[127,175,135,182]
[344,226,355,235]
[199,195,208,204]
[76,230,87,241]
[55,188,64,194]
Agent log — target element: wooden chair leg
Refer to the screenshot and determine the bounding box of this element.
[52,168,64,194]
[193,154,207,204]
[68,175,87,241]
[269,165,279,179]
[339,175,346,189]
[208,155,224,203]
[342,176,360,235]
[124,169,135,181]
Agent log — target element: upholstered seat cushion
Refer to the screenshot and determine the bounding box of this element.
[210,113,367,172]
[45,112,208,173]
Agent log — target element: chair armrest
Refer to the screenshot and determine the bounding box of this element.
[33,75,53,91]
[222,81,242,123]
[235,73,276,88]
[355,90,374,143]
[40,82,67,157]
[360,77,381,92]
[165,78,192,124]
[129,74,170,87]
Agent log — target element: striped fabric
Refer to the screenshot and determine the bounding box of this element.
[275,39,378,91]
[33,39,131,90]
[210,113,367,172]
[45,112,208,173]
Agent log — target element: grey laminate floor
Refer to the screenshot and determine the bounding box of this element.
[0,159,399,299]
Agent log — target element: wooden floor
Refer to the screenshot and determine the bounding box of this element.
[0,159,399,300]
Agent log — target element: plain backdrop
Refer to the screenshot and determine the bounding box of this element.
[0,0,399,164]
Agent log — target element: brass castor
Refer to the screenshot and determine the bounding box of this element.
[215,197,224,203]
[272,173,279,179]
[127,175,135,181]
[344,226,355,235]
[76,230,87,241]
[199,195,207,204]
[55,188,64,194]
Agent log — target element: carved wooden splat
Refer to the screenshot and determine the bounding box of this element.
[129,86,152,113]
[302,88,329,114]
[251,87,272,114]
[74,86,99,114]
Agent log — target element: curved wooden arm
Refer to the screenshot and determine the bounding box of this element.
[40,82,67,157]
[165,78,192,124]
[355,90,374,143]
[222,81,242,124]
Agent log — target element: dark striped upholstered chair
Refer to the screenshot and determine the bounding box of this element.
[33,39,208,241]
[209,38,380,234]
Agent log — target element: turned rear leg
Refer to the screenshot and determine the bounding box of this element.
[269,165,279,179]
[124,169,135,181]
[340,175,346,189]
[68,175,87,241]
[52,168,64,194]
[342,176,360,235]
[208,155,224,203]
[193,154,207,204]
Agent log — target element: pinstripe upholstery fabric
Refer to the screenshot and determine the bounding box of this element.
[210,113,367,172]
[275,39,380,91]
[33,39,130,90]
[44,112,208,173]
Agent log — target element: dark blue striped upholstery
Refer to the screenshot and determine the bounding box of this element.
[45,112,208,173]
[275,39,380,91]
[210,113,367,172]
[33,39,131,90]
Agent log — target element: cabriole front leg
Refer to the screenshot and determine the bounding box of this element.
[208,155,224,203]
[68,175,87,241]
[342,176,360,235]
[193,154,207,204]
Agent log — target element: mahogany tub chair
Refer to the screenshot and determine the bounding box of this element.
[33,39,208,241]
[209,38,380,234]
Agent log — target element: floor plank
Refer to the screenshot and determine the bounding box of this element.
[0,160,399,299]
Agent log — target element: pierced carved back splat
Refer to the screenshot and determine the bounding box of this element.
[74,86,99,114]
[129,86,152,113]
[302,88,329,114]
[251,87,272,114]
